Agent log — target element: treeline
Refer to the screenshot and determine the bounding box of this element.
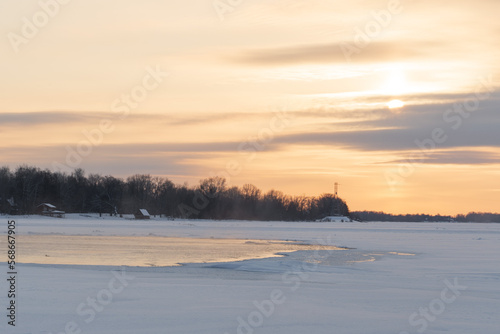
[0,165,349,221]
[352,211,500,223]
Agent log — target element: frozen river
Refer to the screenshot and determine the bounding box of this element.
[1,215,499,334]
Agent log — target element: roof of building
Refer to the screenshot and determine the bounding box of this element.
[138,209,150,216]
[38,203,56,209]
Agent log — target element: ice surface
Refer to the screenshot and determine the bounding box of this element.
[17,235,344,267]
[1,214,499,334]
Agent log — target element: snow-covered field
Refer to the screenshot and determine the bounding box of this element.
[1,214,499,334]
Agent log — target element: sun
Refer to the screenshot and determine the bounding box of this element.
[382,64,408,95]
[387,99,405,109]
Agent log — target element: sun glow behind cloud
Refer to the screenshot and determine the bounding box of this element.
[380,65,407,95]
[387,99,405,109]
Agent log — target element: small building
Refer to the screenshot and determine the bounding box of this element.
[134,209,151,220]
[317,216,351,223]
[37,203,65,218]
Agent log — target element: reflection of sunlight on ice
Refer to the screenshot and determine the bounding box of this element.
[18,235,344,267]
[388,252,416,256]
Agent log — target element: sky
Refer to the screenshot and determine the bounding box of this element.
[1,0,499,215]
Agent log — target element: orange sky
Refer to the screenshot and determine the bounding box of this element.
[1,0,499,215]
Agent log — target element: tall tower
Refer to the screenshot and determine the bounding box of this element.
[332,182,341,216]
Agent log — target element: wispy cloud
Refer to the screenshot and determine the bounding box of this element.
[383,150,500,165]
[0,112,94,126]
[3,90,499,156]
[0,143,204,178]
[274,110,500,152]
[232,41,438,66]
[0,111,274,128]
